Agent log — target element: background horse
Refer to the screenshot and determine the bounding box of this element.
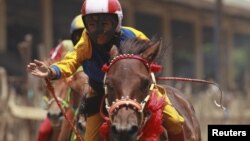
[37,77,67,141]
[100,38,201,141]
[42,60,89,141]
[57,71,89,141]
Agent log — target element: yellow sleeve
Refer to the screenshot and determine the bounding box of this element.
[123,26,149,40]
[51,31,91,78]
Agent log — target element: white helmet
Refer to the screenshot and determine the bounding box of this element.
[81,0,123,32]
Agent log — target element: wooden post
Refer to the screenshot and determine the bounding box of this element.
[0,67,7,100]
[162,6,173,86]
[41,0,53,56]
[226,18,234,89]
[0,0,7,52]
[194,15,204,79]
[17,34,33,82]
[121,0,135,26]
[214,0,226,89]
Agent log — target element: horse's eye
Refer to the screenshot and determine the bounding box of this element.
[107,85,114,91]
[141,79,150,93]
[105,78,115,93]
[105,83,114,93]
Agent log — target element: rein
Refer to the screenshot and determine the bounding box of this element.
[157,77,226,110]
[44,78,84,141]
[47,96,69,109]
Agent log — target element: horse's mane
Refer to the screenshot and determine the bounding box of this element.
[119,37,168,63]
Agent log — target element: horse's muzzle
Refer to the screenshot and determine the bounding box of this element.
[110,107,140,141]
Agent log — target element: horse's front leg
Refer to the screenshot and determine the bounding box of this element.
[57,109,75,141]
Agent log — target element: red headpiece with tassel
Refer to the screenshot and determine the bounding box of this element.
[139,90,166,141]
[101,54,162,73]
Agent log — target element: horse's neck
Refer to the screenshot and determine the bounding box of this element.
[52,79,69,98]
[69,89,82,108]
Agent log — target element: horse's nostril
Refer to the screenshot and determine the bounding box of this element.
[47,112,63,120]
[59,112,63,117]
[129,125,138,135]
[47,112,51,118]
[111,124,138,136]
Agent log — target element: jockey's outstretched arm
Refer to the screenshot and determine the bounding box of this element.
[27,59,55,79]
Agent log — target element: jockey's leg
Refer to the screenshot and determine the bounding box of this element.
[162,103,184,136]
[80,89,104,141]
[37,117,52,141]
[162,102,185,141]
[84,113,103,141]
[156,86,185,141]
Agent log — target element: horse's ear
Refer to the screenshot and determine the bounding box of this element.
[141,41,160,61]
[109,45,119,59]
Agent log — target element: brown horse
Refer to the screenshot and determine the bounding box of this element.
[46,78,68,127]
[42,60,89,141]
[57,71,89,141]
[37,76,68,141]
[99,38,201,141]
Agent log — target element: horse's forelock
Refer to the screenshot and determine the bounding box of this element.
[119,38,152,55]
[119,38,165,63]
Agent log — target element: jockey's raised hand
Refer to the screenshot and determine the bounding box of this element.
[27,59,51,78]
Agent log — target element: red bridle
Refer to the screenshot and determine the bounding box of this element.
[102,54,162,73]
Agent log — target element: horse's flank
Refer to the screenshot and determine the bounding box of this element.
[162,84,201,141]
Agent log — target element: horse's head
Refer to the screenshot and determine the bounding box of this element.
[45,79,69,127]
[39,60,66,127]
[102,38,162,141]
